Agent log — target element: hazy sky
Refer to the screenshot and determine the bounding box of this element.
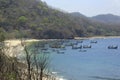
[41,0,120,17]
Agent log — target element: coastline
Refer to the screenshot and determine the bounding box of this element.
[4,39,41,57]
[3,36,119,80]
[4,39,66,80]
[4,39,46,46]
[74,36,120,40]
[4,36,120,48]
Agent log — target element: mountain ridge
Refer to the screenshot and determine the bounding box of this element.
[92,14,120,24]
[0,0,120,39]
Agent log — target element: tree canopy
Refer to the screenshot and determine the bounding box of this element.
[0,0,120,39]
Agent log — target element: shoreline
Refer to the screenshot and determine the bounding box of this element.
[74,36,120,39]
[4,39,49,46]
[4,39,66,80]
[4,36,120,47]
[3,36,120,56]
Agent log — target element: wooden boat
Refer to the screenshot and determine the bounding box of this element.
[108,45,118,49]
[72,45,82,49]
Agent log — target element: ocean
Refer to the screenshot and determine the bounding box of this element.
[48,38,120,80]
[20,38,120,80]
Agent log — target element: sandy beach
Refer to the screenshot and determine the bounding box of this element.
[4,39,42,46]
[4,36,120,47]
[4,39,41,57]
[4,36,120,46]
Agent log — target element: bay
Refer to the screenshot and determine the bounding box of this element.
[49,38,120,80]
[31,38,120,80]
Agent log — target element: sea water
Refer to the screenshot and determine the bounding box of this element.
[20,38,120,80]
[48,38,120,80]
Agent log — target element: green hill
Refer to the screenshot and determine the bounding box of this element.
[0,0,120,39]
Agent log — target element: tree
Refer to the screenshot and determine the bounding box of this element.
[21,39,32,80]
[17,16,28,30]
[21,39,50,80]
[0,28,5,42]
[18,16,28,24]
[0,28,6,72]
[32,47,50,80]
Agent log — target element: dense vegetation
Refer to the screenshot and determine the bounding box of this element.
[0,0,120,39]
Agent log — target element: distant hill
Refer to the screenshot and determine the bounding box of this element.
[70,12,120,35]
[92,14,120,24]
[70,12,87,18]
[0,0,120,39]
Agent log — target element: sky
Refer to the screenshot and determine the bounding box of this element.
[41,0,120,17]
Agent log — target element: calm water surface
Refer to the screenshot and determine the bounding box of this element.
[22,38,120,80]
[47,38,120,80]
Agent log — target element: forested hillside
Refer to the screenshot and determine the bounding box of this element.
[0,0,120,39]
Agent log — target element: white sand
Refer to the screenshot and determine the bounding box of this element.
[3,39,41,57]
[4,39,41,46]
